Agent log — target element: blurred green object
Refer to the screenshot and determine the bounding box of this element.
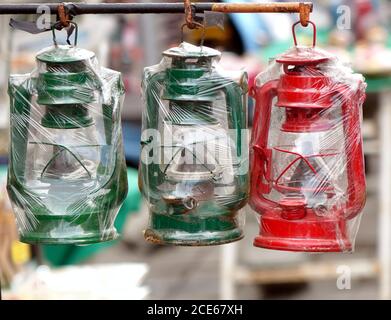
[42,168,141,266]
[366,76,391,93]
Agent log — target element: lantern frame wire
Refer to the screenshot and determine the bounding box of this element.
[52,21,78,46]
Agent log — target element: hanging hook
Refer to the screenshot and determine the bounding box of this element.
[184,0,197,29]
[292,20,316,47]
[52,2,77,46]
[181,0,206,46]
[180,22,205,45]
[58,3,70,28]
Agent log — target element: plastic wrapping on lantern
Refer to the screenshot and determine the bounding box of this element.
[139,42,249,246]
[7,45,128,244]
[250,46,367,252]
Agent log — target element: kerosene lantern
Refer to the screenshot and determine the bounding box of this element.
[250,22,366,252]
[140,42,248,246]
[7,44,128,244]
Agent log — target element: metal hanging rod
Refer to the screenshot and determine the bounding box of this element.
[0,2,313,15]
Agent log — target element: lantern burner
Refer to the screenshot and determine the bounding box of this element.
[279,196,307,220]
[282,108,333,132]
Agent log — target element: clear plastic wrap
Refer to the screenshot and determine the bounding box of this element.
[139,42,249,246]
[7,45,128,244]
[250,45,367,252]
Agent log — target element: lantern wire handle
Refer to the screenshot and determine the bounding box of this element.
[180,22,206,47]
[292,20,316,47]
[52,21,78,47]
[184,0,196,30]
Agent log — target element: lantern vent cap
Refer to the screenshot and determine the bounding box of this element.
[163,42,221,59]
[276,46,333,66]
[36,45,95,63]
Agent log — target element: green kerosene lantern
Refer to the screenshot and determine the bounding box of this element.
[140,42,249,246]
[7,45,128,244]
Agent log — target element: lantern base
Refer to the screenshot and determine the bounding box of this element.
[20,229,118,245]
[145,209,243,246]
[253,214,352,252]
[17,211,120,245]
[254,236,352,252]
[144,228,243,246]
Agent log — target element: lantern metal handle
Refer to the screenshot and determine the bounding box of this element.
[292,20,316,47]
[180,22,206,47]
[52,21,78,46]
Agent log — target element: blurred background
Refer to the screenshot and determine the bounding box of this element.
[1,0,391,299]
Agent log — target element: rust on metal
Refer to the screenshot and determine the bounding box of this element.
[144,229,244,246]
[144,229,165,245]
[0,2,314,15]
[58,3,70,27]
[184,0,197,29]
[299,2,311,26]
[210,2,313,13]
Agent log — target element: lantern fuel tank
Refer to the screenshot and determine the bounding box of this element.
[250,24,367,252]
[140,43,249,246]
[7,45,128,244]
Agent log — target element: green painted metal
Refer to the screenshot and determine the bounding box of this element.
[37,71,95,106]
[140,44,248,246]
[36,49,96,129]
[41,105,94,129]
[36,46,95,64]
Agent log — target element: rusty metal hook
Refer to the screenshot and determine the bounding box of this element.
[58,3,70,28]
[53,3,77,46]
[181,0,206,46]
[184,0,197,29]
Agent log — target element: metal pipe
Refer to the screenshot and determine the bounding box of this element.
[211,2,312,13]
[0,2,313,15]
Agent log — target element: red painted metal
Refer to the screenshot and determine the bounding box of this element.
[250,45,366,252]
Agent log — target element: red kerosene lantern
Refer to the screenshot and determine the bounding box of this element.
[250,22,367,252]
